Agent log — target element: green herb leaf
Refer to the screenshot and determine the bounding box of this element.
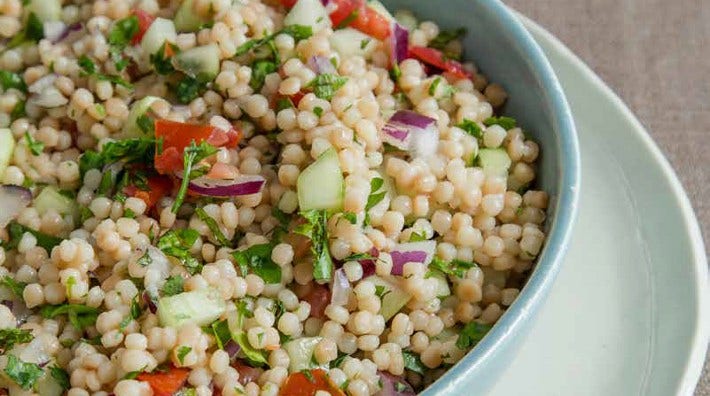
[429,27,466,60]
[49,365,70,390]
[2,221,62,253]
[232,243,282,284]
[402,350,426,375]
[162,275,185,296]
[10,100,26,121]
[210,319,232,350]
[294,210,333,282]
[249,60,278,91]
[457,118,483,139]
[40,304,99,330]
[456,321,492,349]
[0,71,27,92]
[195,208,231,247]
[158,229,202,274]
[24,132,43,156]
[306,74,348,101]
[483,116,516,130]
[374,285,390,299]
[409,231,427,242]
[275,97,294,111]
[4,355,43,390]
[136,114,155,135]
[313,106,323,117]
[177,346,192,365]
[0,276,27,299]
[426,257,476,279]
[429,76,443,96]
[78,137,156,177]
[150,43,178,75]
[365,177,386,212]
[108,15,139,48]
[301,369,315,383]
[119,295,142,330]
[0,328,33,351]
[78,55,133,88]
[123,370,142,380]
[341,212,357,224]
[172,140,217,213]
[235,25,313,57]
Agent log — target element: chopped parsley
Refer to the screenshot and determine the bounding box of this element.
[341,212,357,225]
[77,55,133,88]
[429,77,443,96]
[162,275,185,296]
[158,229,202,274]
[108,15,139,70]
[2,221,62,253]
[177,346,192,365]
[235,25,313,57]
[150,43,179,75]
[313,106,324,117]
[0,328,33,351]
[232,243,282,284]
[137,251,153,267]
[364,177,386,224]
[429,27,466,60]
[195,207,230,247]
[171,140,217,213]
[4,355,43,390]
[24,132,43,156]
[374,285,390,299]
[136,114,155,135]
[174,75,210,104]
[275,97,294,111]
[10,101,26,121]
[0,276,26,299]
[306,73,348,101]
[301,369,315,383]
[119,295,142,330]
[426,257,477,279]
[210,319,232,350]
[456,321,492,349]
[402,350,426,375]
[457,118,483,139]
[294,210,333,282]
[360,38,371,49]
[249,59,278,91]
[39,304,99,331]
[0,71,27,92]
[409,231,427,242]
[6,12,43,50]
[49,366,70,391]
[78,136,156,178]
[483,116,517,130]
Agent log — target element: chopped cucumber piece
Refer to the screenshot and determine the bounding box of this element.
[0,129,15,180]
[140,18,177,58]
[297,148,344,211]
[284,0,331,32]
[157,288,226,328]
[27,0,61,21]
[174,0,210,32]
[477,148,511,177]
[172,44,221,79]
[34,186,79,222]
[368,275,411,321]
[283,337,325,372]
[429,271,451,298]
[121,96,159,139]
[330,28,378,59]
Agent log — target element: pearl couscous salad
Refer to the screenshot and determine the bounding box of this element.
[0,0,549,394]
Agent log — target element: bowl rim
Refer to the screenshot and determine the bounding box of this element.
[421,0,580,394]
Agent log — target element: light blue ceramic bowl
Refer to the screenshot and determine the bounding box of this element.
[380,0,581,393]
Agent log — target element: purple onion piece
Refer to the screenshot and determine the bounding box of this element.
[307,55,337,75]
[388,22,410,66]
[382,123,409,142]
[224,339,241,359]
[388,110,436,129]
[142,291,157,314]
[188,175,266,197]
[389,250,428,276]
[375,371,416,396]
[330,268,351,306]
[358,248,379,278]
[0,185,32,228]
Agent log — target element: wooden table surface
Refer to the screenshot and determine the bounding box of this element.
[504,0,710,394]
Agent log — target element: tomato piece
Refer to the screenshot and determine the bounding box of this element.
[137,367,190,396]
[280,0,298,7]
[132,9,156,45]
[125,176,173,209]
[350,5,391,40]
[329,0,363,28]
[279,369,345,396]
[233,362,264,386]
[153,120,241,174]
[409,46,472,79]
[301,284,330,318]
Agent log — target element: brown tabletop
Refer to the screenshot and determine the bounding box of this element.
[504,0,710,394]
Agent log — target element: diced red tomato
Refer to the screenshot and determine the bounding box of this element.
[301,284,330,318]
[349,4,391,40]
[137,366,190,396]
[233,362,264,386]
[409,46,473,79]
[279,0,298,7]
[279,369,345,396]
[124,176,173,209]
[132,9,156,45]
[153,120,242,174]
[328,0,363,28]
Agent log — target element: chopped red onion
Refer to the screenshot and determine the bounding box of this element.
[388,22,409,66]
[188,175,266,197]
[0,185,32,228]
[308,55,337,75]
[388,241,436,276]
[375,372,416,396]
[330,268,351,306]
[142,291,157,314]
[381,110,439,157]
[224,339,241,359]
